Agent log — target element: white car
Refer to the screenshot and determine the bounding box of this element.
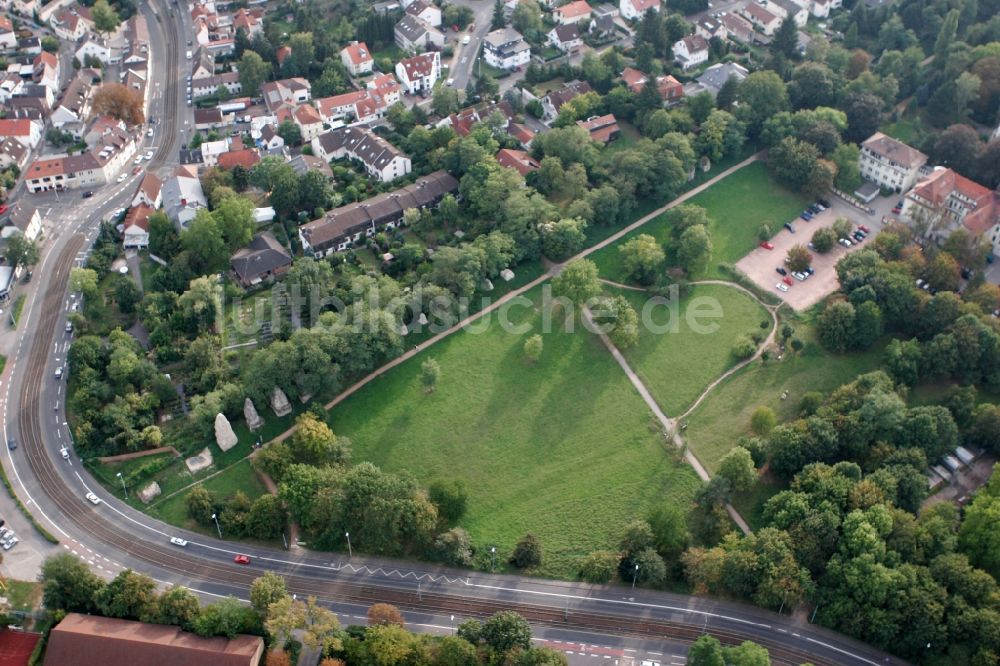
[147,128,154,137]
[462,35,471,45]
[54,366,63,379]
[3,538,18,550]
[144,150,154,160]
[116,173,127,183]
[60,448,70,459]
[775,282,789,292]
[85,492,102,505]
[133,156,143,165]
[169,537,189,547]
[446,78,455,86]
[839,238,852,247]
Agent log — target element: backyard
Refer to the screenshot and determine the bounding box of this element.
[590,161,810,282]
[328,286,703,578]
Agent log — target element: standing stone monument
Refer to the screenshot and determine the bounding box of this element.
[215,413,238,452]
[185,447,213,474]
[271,387,292,417]
[244,398,264,432]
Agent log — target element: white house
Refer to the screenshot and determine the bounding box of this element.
[672,35,709,70]
[0,118,42,149]
[483,27,531,70]
[200,138,229,167]
[619,0,659,21]
[767,0,808,28]
[51,7,93,42]
[312,126,411,183]
[0,16,17,50]
[858,132,928,193]
[741,2,781,35]
[131,172,162,208]
[553,0,592,24]
[7,203,41,241]
[340,41,374,76]
[292,103,324,142]
[394,14,445,52]
[695,16,726,41]
[548,24,583,52]
[122,205,152,249]
[162,169,207,229]
[405,0,442,27]
[75,37,111,64]
[395,51,440,95]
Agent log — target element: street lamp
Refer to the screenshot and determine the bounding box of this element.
[631,563,639,591]
[211,513,222,539]
[345,531,352,558]
[116,472,127,499]
[491,546,496,572]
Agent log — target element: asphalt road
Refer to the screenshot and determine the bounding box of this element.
[0,3,904,665]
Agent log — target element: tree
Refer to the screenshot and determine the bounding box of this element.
[432,85,463,117]
[181,209,227,274]
[771,15,798,60]
[511,0,543,38]
[238,51,271,97]
[92,83,144,125]
[958,472,1000,578]
[552,259,602,308]
[687,635,725,666]
[818,300,856,352]
[96,569,157,620]
[630,547,667,585]
[70,267,99,300]
[250,572,289,616]
[266,651,292,666]
[212,195,255,251]
[718,447,757,492]
[811,227,837,254]
[5,234,39,269]
[769,137,819,191]
[91,0,120,35]
[428,479,467,523]
[934,9,960,61]
[40,553,105,613]
[677,224,712,274]
[114,277,141,315]
[435,527,474,566]
[368,603,406,627]
[265,596,341,651]
[148,585,201,629]
[276,120,302,146]
[647,503,687,560]
[736,71,789,137]
[843,92,882,143]
[785,244,811,272]
[931,124,983,177]
[480,611,532,654]
[925,252,961,292]
[289,413,350,467]
[524,334,543,362]
[247,495,287,540]
[750,406,777,436]
[541,217,587,261]
[579,551,619,583]
[510,534,543,568]
[491,0,506,29]
[421,358,441,393]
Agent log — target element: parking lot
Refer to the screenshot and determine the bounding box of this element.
[736,198,881,311]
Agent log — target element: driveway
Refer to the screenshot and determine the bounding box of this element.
[736,197,884,311]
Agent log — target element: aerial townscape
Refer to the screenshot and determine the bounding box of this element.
[0,0,997,662]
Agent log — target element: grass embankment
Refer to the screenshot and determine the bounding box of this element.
[329,286,703,578]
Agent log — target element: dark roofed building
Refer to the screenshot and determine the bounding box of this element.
[43,613,263,666]
[231,231,293,287]
[299,170,458,256]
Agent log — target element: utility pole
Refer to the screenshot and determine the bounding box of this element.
[116,472,127,499]
[345,531,352,558]
[211,513,222,538]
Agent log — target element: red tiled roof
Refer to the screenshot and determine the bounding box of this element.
[0,119,32,137]
[621,66,647,93]
[576,114,619,144]
[555,0,592,19]
[217,148,261,170]
[341,41,373,66]
[496,148,540,176]
[124,204,153,231]
[276,46,291,65]
[630,0,659,12]
[0,630,41,666]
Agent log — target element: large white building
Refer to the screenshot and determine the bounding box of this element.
[395,51,440,95]
[482,27,531,70]
[858,132,928,193]
[902,167,1000,256]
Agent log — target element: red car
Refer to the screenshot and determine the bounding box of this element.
[858,224,870,233]
[233,554,251,565]
[0,204,7,215]
[760,241,774,250]
[451,24,459,31]
[782,276,793,286]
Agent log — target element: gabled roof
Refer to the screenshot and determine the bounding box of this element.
[544,80,592,111]
[8,202,38,232]
[341,41,373,66]
[861,132,927,169]
[907,167,1000,235]
[677,34,709,54]
[554,0,593,19]
[231,231,292,283]
[621,66,648,93]
[0,119,34,138]
[398,52,438,82]
[576,113,619,143]
[484,27,525,48]
[316,126,407,172]
[396,14,433,42]
[496,148,540,176]
[293,103,322,125]
[627,0,659,13]
[551,23,581,43]
[193,108,223,125]
[124,204,154,231]
[136,172,162,202]
[743,2,779,23]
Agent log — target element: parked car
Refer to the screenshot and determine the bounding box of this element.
[858,224,870,233]
[116,173,127,183]
[760,241,774,250]
[793,272,806,281]
[462,34,471,44]
[800,212,813,221]
[892,200,904,214]
[776,266,787,275]
[233,554,251,565]
[804,267,815,276]
[852,230,865,242]
[782,275,793,285]
[3,538,19,550]
[144,150,154,160]
[0,204,7,215]
[775,282,789,292]
[784,222,795,233]
[839,238,853,247]
[817,198,831,208]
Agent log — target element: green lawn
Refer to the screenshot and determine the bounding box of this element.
[328,287,702,578]
[148,459,269,534]
[4,580,41,614]
[591,161,809,282]
[880,113,930,147]
[10,295,25,328]
[683,325,886,473]
[610,284,771,416]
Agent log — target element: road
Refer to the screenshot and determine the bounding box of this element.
[0,4,903,665]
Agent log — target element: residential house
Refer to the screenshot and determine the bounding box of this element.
[289,153,333,179]
[292,103,324,142]
[340,41,374,76]
[7,203,41,240]
[541,80,592,121]
[17,36,41,55]
[903,167,1000,256]
[577,114,620,143]
[439,100,514,135]
[200,138,229,167]
[299,170,458,256]
[394,14,445,52]
[692,61,748,97]
[51,7,93,42]
[496,148,540,176]
[0,118,42,149]
[191,49,215,80]
[395,51,441,95]
[656,74,684,105]
[260,77,311,112]
[768,0,808,27]
[132,172,162,208]
[190,72,241,98]
[367,72,402,107]
[859,131,928,193]
[548,24,583,52]
[695,16,727,41]
[0,137,29,170]
[75,37,111,64]
[482,27,531,70]
[405,0,442,27]
[312,126,411,183]
[122,204,152,249]
[25,153,105,192]
[619,0,658,21]
[672,34,709,70]
[553,0,593,24]
[232,8,263,37]
[507,122,536,148]
[0,73,24,103]
[11,0,38,17]
[193,107,225,130]
[719,12,755,43]
[43,613,263,666]
[621,66,648,93]
[0,16,16,51]
[217,148,261,171]
[124,14,149,64]
[589,5,617,37]
[258,124,284,151]
[315,90,382,124]
[230,232,292,287]
[161,168,208,228]
[276,45,292,68]
[33,51,60,95]
[741,2,781,35]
